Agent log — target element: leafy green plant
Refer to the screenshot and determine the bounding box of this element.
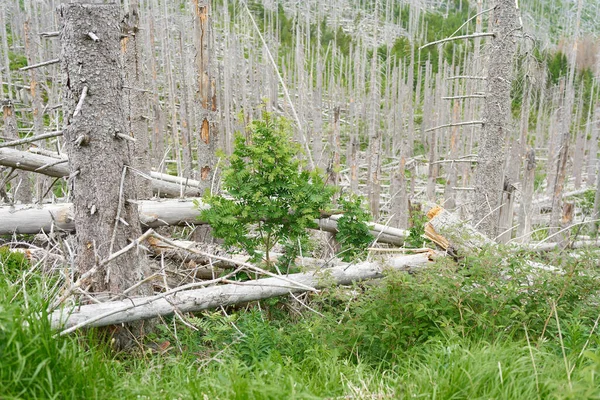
[406,209,429,248]
[200,113,335,265]
[0,247,29,280]
[8,51,27,71]
[335,195,373,261]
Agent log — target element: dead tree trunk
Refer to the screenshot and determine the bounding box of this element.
[549,130,570,244]
[121,1,152,200]
[517,149,535,242]
[471,0,520,237]
[2,100,32,203]
[0,5,13,100]
[58,3,152,347]
[193,0,218,192]
[23,16,45,202]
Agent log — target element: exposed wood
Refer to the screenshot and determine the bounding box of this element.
[424,204,492,256]
[51,252,435,332]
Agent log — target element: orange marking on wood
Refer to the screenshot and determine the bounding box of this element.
[427,205,443,220]
[121,36,129,53]
[200,118,210,144]
[201,166,210,181]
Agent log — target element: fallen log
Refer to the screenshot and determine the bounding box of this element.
[424,205,491,256]
[0,148,201,197]
[423,204,565,276]
[0,199,408,246]
[51,252,435,332]
[318,217,407,246]
[0,198,208,234]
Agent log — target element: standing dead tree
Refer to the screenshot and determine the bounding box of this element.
[471,0,520,238]
[58,3,152,347]
[122,0,152,200]
[2,100,32,203]
[193,0,218,192]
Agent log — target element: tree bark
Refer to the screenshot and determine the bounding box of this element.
[471,0,520,238]
[58,3,152,347]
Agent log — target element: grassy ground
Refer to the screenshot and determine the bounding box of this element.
[1,247,600,399]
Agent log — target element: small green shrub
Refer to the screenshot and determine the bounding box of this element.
[8,51,27,71]
[405,209,429,248]
[335,195,373,261]
[199,112,372,266]
[0,247,29,280]
[200,113,335,265]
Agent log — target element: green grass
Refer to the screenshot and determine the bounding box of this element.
[1,247,600,399]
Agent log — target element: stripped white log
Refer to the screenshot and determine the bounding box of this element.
[323,215,408,246]
[0,199,407,246]
[51,252,434,331]
[150,171,202,188]
[0,148,201,197]
[0,199,206,234]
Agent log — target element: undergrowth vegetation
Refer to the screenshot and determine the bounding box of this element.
[2,246,600,399]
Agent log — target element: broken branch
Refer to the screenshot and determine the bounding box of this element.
[19,58,60,71]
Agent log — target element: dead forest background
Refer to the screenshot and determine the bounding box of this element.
[4,1,600,397]
[1,0,600,325]
[2,0,600,243]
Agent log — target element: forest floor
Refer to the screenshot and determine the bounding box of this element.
[2,245,600,399]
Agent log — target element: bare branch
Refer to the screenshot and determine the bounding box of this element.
[19,58,60,71]
[442,94,487,100]
[419,33,495,51]
[72,86,88,118]
[0,130,63,148]
[115,132,137,142]
[39,31,60,38]
[449,6,496,38]
[49,229,157,311]
[425,121,484,132]
[35,158,69,172]
[446,76,487,80]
